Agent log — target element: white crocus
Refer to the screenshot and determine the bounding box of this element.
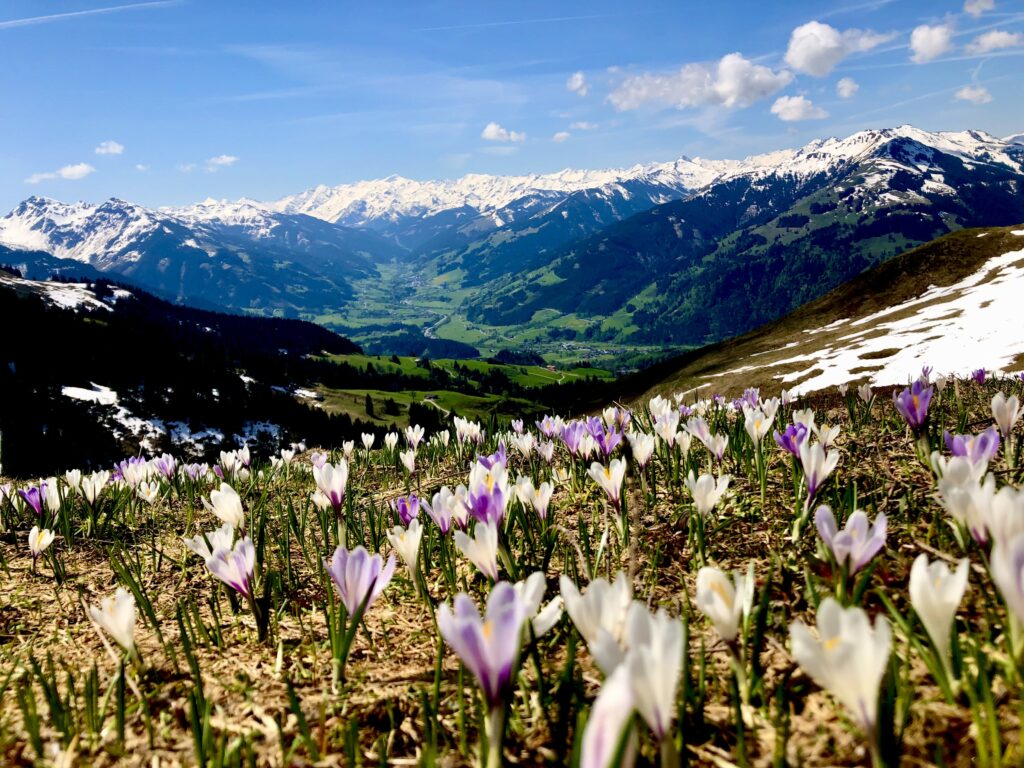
[28,525,56,562]
[696,564,754,642]
[384,432,399,452]
[203,483,245,528]
[623,603,684,743]
[990,531,1024,624]
[64,469,82,495]
[183,523,235,561]
[88,587,137,656]
[908,554,969,667]
[580,666,637,768]
[627,432,655,468]
[992,391,1022,437]
[587,459,627,507]
[559,572,633,674]
[454,521,500,581]
[81,470,110,504]
[400,449,416,474]
[789,598,891,736]
[514,571,564,637]
[685,471,731,517]
[361,432,375,451]
[386,519,423,579]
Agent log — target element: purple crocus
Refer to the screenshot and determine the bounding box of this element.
[18,484,45,517]
[152,453,177,479]
[742,387,760,410]
[436,582,531,709]
[584,416,605,438]
[560,421,587,457]
[972,368,987,385]
[894,380,934,433]
[678,404,693,418]
[324,545,396,616]
[944,427,1001,468]
[774,423,809,457]
[536,416,558,438]
[392,494,421,526]
[310,451,328,470]
[476,443,508,471]
[815,506,887,574]
[205,537,256,600]
[596,428,623,457]
[511,419,524,435]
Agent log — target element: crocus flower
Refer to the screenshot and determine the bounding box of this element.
[596,428,623,457]
[64,469,82,494]
[815,506,887,574]
[560,572,633,674]
[790,598,891,737]
[405,424,425,450]
[685,471,731,517]
[361,432,375,451]
[814,423,841,449]
[587,459,627,510]
[537,441,556,464]
[28,525,55,565]
[313,460,349,514]
[384,432,399,452]
[696,564,754,642]
[511,419,524,434]
[88,587,137,655]
[935,464,993,544]
[400,449,416,474]
[627,432,655,468]
[685,416,711,443]
[744,407,774,445]
[774,423,809,457]
[436,582,533,710]
[984,485,1024,547]
[536,415,559,438]
[560,421,587,457]
[325,545,396,616]
[908,554,969,666]
[653,412,679,446]
[428,486,470,532]
[623,604,684,743]
[707,434,729,462]
[386,519,423,580]
[972,368,987,385]
[310,451,329,469]
[477,443,507,470]
[894,380,933,433]
[580,666,637,768]
[392,494,421,526]
[944,427,1000,468]
[454,521,500,581]
[81,471,110,504]
[800,441,839,505]
[468,461,511,525]
[137,481,160,504]
[18,484,45,517]
[513,571,563,637]
[203,483,245,529]
[992,392,1022,437]
[206,537,256,599]
[183,523,235,561]
[342,441,355,461]
[990,530,1024,623]
[511,432,535,458]
[530,481,554,520]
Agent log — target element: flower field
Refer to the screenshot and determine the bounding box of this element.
[2,369,1023,767]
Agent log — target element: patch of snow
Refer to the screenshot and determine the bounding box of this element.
[62,383,118,405]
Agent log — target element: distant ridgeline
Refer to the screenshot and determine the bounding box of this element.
[0,269,624,476]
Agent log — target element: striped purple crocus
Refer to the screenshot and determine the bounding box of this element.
[476,443,508,470]
[944,426,1000,468]
[206,537,256,600]
[774,423,809,457]
[436,582,531,709]
[324,545,396,616]
[511,419,524,434]
[972,368,987,385]
[536,416,558,438]
[392,494,421,526]
[596,428,623,457]
[560,421,587,457]
[152,453,176,479]
[893,380,933,433]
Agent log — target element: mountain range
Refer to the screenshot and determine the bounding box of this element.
[3,125,1022,356]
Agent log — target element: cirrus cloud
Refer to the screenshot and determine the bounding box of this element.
[24,162,96,184]
[608,52,793,111]
[784,21,894,77]
[770,95,828,121]
[481,122,526,142]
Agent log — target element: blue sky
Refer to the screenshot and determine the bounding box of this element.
[2,0,1023,210]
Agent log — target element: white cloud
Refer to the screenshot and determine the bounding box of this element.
[135,163,149,171]
[784,21,894,76]
[770,94,829,121]
[177,162,197,173]
[964,0,995,17]
[955,84,993,103]
[569,120,598,130]
[566,71,588,96]
[910,24,954,63]
[481,122,526,142]
[836,77,859,99]
[205,154,238,172]
[94,140,124,155]
[552,131,571,142]
[24,162,96,184]
[965,29,1022,55]
[608,52,793,111]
